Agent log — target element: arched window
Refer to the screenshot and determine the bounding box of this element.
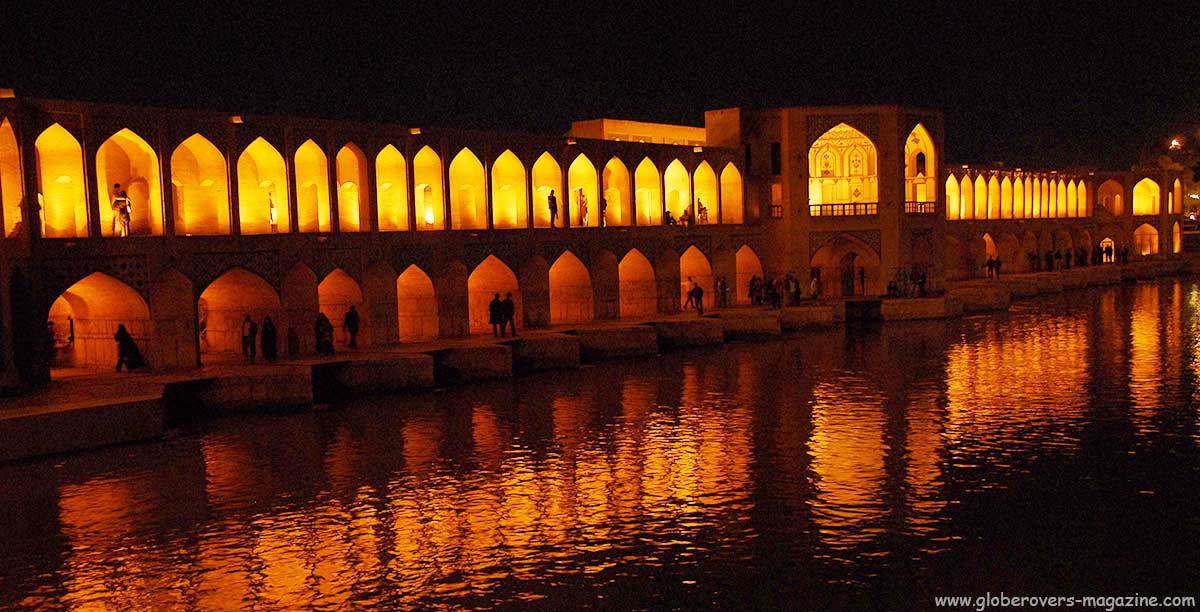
[35,123,87,238]
[96,128,164,236]
[375,145,409,231]
[171,134,230,235]
[720,163,744,224]
[0,118,22,237]
[237,137,290,234]
[1132,178,1160,216]
[449,148,487,230]
[491,149,527,229]
[809,123,878,215]
[336,143,370,232]
[294,139,330,233]
[413,146,444,230]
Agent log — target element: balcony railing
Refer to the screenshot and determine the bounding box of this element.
[904,201,936,214]
[809,203,877,217]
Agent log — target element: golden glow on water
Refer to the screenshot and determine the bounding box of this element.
[7,280,1200,609]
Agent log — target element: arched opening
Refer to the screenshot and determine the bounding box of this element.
[693,161,718,224]
[198,268,282,358]
[48,272,149,371]
[375,144,409,231]
[293,140,330,233]
[397,264,438,341]
[945,174,961,220]
[171,134,230,235]
[808,123,878,214]
[974,175,988,219]
[531,151,561,228]
[35,123,88,238]
[1000,177,1013,219]
[1173,221,1182,254]
[237,137,290,234]
[1040,178,1051,218]
[0,118,23,237]
[1048,179,1059,217]
[1134,223,1159,256]
[720,163,743,224]
[1024,177,1035,217]
[568,153,597,227]
[987,175,1000,219]
[602,157,631,227]
[96,128,163,237]
[664,159,691,222]
[468,255,520,334]
[1078,181,1089,217]
[1057,180,1069,218]
[1031,178,1042,218]
[982,233,997,258]
[1066,180,1078,217]
[904,123,936,204]
[549,250,594,324]
[1013,177,1025,219]
[1098,179,1123,216]
[959,175,974,220]
[679,246,713,308]
[1133,178,1160,216]
[319,269,363,348]
[810,235,881,296]
[618,249,656,318]
[735,245,764,305]
[1172,179,1183,215]
[635,157,662,225]
[449,147,487,229]
[491,149,527,229]
[413,145,445,230]
[336,143,370,232]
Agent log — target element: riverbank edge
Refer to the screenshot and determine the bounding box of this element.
[0,258,1190,462]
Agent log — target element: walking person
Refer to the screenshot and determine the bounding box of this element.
[548,189,558,227]
[114,323,146,372]
[693,282,705,316]
[502,292,517,337]
[261,315,278,362]
[241,314,258,363]
[343,305,360,349]
[683,276,696,310]
[489,293,503,337]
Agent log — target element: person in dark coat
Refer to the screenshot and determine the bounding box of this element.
[260,316,278,362]
[489,293,503,337]
[114,323,146,371]
[343,305,360,349]
[501,292,517,337]
[316,313,335,356]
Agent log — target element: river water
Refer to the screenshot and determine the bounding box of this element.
[2,278,1199,610]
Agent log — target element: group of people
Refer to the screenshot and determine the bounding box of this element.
[235,305,359,363]
[682,277,705,315]
[488,293,518,337]
[985,257,1003,278]
[546,190,701,228]
[749,273,812,308]
[1022,244,1129,273]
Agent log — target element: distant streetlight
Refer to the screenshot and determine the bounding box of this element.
[1169,137,1183,150]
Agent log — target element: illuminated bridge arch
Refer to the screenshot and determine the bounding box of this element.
[294,139,331,233]
[48,272,149,371]
[413,145,445,230]
[811,234,880,296]
[1133,178,1159,216]
[35,123,87,238]
[635,157,662,226]
[198,267,283,356]
[531,151,561,228]
[720,163,743,224]
[735,245,764,305]
[0,118,22,237]
[693,161,717,224]
[618,248,657,318]
[602,156,631,227]
[468,255,520,335]
[449,147,487,230]
[171,133,230,235]
[319,268,363,349]
[808,123,877,212]
[397,264,438,341]
[375,144,409,231]
[96,128,163,236]
[491,149,527,229]
[336,143,370,232]
[549,250,594,324]
[237,137,290,234]
[679,246,714,309]
[568,153,598,227]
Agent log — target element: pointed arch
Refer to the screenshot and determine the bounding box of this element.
[664,159,691,221]
[1099,179,1124,216]
[1133,178,1159,215]
[1013,177,1025,219]
[237,137,290,234]
[491,149,527,229]
[375,144,409,231]
[1066,180,1078,217]
[1134,223,1159,255]
[602,156,631,227]
[198,267,282,355]
[987,175,1001,219]
[1057,179,1068,218]
[1173,221,1182,254]
[1078,181,1089,217]
[735,245,764,305]
[0,118,22,237]
[618,249,656,318]
[413,145,445,230]
[1172,179,1183,215]
[568,153,597,227]
[531,151,561,228]
[468,255,520,334]
[35,123,88,237]
[294,139,331,233]
[1038,177,1049,218]
[1000,176,1013,219]
[549,250,594,323]
[635,157,662,225]
[808,123,878,209]
[693,161,717,224]
[96,128,163,236]
[959,175,974,220]
[904,123,936,203]
[449,147,487,229]
[981,232,997,259]
[810,234,881,297]
[679,246,713,309]
[336,143,370,232]
[720,163,743,224]
[319,269,364,348]
[945,174,961,220]
[48,272,150,370]
[397,264,438,341]
[1023,177,1034,218]
[974,175,988,219]
[171,134,230,235]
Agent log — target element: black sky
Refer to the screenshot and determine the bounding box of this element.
[5,1,1198,169]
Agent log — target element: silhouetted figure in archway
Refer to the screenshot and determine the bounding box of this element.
[664,210,676,226]
[343,305,360,349]
[241,315,258,363]
[114,324,146,372]
[683,277,696,310]
[599,197,607,227]
[994,257,1002,278]
[502,292,517,337]
[261,316,278,362]
[315,313,335,356]
[548,190,558,227]
[489,293,503,337]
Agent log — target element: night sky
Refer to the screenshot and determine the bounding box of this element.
[5,2,1198,169]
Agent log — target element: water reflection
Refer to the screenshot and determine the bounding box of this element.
[2,279,1200,609]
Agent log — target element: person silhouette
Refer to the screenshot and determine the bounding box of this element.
[548,190,558,227]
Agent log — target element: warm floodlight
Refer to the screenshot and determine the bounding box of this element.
[409,128,422,135]
[1169,138,1183,150]
[230,115,244,124]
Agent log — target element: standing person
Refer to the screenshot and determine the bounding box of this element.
[114,323,145,372]
[502,292,517,337]
[683,276,696,310]
[599,196,608,227]
[986,257,995,278]
[316,313,335,356]
[489,293,503,337]
[343,305,360,349]
[110,183,123,235]
[241,314,258,363]
[548,190,558,227]
[693,282,705,316]
[664,210,676,225]
[749,275,760,305]
[118,190,132,237]
[268,191,278,233]
[809,274,820,299]
[995,257,1002,278]
[260,316,278,362]
[579,189,588,226]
